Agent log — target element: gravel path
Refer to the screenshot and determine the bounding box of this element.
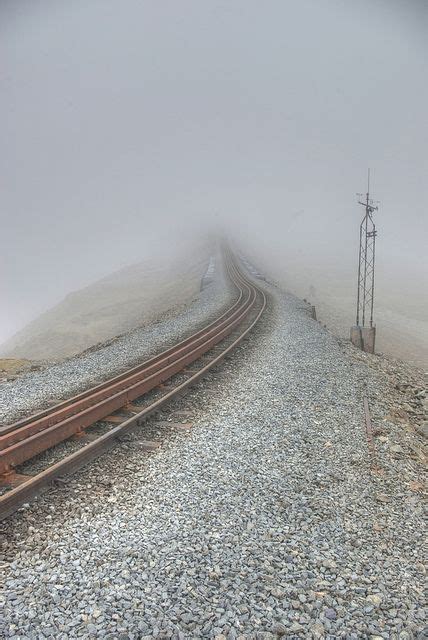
[0,254,234,424]
[1,277,426,639]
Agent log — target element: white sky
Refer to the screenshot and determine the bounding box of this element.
[1,0,427,344]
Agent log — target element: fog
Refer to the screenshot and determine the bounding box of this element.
[1,1,427,365]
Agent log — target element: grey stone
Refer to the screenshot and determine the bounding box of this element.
[325,608,337,621]
[271,622,288,636]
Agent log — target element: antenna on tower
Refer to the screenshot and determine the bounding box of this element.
[351,169,379,354]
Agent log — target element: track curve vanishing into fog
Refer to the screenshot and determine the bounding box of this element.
[0,250,266,519]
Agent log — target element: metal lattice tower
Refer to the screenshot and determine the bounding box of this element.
[356,170,378,328]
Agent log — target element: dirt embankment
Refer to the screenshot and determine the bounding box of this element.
[0,359,44,382]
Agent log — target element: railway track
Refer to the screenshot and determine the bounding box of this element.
[0,252,266,519]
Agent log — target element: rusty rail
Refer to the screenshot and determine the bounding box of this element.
[0,251,266,519]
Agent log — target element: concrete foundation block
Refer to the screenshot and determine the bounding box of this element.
[361,326,376,354]
[350,325,376,354]
[350,326,363,350]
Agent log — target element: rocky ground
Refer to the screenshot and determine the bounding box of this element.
[0,274,426,639]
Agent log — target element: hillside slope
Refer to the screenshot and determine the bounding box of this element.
[1,247,211,361]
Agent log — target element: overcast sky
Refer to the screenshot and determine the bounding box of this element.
[1,0,427,345]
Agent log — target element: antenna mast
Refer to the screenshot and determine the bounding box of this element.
[352,170,379,353]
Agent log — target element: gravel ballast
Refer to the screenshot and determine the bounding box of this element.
[1,275,426,639]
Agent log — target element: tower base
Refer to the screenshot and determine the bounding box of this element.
[350,326,376,354]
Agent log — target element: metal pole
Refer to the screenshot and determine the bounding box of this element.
[361,194,369,327]
[355,170,378,329]
[370,218,376,327]
[356,221,363,325]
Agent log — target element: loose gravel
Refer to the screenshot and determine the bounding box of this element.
[0,254,234,424]
[1,276,426,639]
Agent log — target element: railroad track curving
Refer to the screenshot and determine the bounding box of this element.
[0,252,266,519]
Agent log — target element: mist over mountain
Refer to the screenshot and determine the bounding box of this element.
[1,240,212,361]
[1,1,427,366]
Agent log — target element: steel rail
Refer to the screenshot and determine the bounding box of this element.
[0,253,264,487]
